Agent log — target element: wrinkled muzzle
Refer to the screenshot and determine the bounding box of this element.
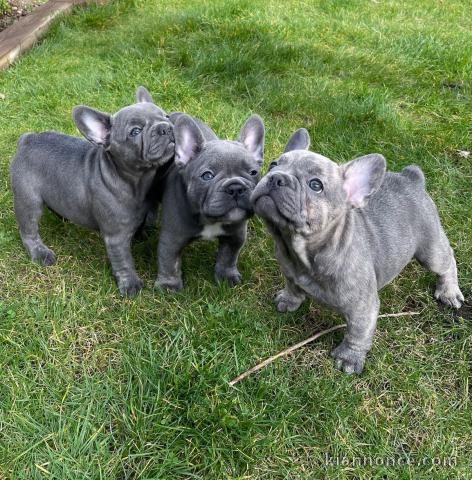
[144,121,175,166]
[251,171,304,229]
[203,176,255,221]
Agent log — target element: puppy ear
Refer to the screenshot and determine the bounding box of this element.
[174,114,205,168]
[168,112,184,124]
[342,154,386,208]
[136,86,154,104]
[284,128,310,153]
[239,114,265,165]
[72,106,111,147]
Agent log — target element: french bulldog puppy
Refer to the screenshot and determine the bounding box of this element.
[154,113,264,291]
[10,87,174,297]
[251,129,464,374]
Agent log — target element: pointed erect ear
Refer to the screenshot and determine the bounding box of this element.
[284,128,310,153]
[136,86,154,104]
[342,154,386,208]
[174,114,205,168]
[239,114,265,165]
[72,106,111,147]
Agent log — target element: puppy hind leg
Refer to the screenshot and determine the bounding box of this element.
[415,229,464,309]
[13,188,56,266]
[434,252,464,309]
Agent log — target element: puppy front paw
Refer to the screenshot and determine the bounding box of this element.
[215,267,242,287]
[154,275,184,292]
[434,283,464,309]
[274,289,304,313]
[117,276,144,298]
[331,341,366,374]
[32,246,56,266]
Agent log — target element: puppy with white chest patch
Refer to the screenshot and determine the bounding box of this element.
[251,129,464,374]
[154,113,264,291]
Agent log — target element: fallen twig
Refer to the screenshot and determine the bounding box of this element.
[378,311,420,319]
[229,324,345,386]
[229,311,420,386]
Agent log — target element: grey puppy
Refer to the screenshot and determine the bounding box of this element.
[10,87,174,297]
[251,129,464,374]
[155,112,264,291]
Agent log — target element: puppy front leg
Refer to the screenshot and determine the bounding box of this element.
[215,228,247,287]
[155,233,186,292]
[331,296,379,374]
[274,277,306,313]
[103,233,143,297]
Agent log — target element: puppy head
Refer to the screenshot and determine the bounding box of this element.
[173,113,265,223]
[72,87,175,170]
[251,129,386,235]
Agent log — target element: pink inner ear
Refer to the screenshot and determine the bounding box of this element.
[175,128,197,165]
[343,166,371,207]
[84,113,108,144]
[176,127,196,165]
[243,130,257,153]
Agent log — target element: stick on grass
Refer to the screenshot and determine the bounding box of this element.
[229,311,420,386]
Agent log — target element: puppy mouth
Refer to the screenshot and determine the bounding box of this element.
[146,140,175,166]
[204,207,251,223]
[204,203,253,218]
[252,193,294,228]
[203,182,254,220]
[251,173,307,226]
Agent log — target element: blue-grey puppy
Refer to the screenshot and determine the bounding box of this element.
[155,113,264,291]
[10,87,174,297]
[251,129,464,374]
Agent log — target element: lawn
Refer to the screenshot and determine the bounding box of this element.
[0,0,470,478]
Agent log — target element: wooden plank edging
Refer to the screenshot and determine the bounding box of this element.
[0,0,103,70]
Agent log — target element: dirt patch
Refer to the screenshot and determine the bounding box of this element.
[453,301,472,321]
[0,0,46,33]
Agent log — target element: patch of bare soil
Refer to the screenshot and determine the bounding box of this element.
[0,0,46,33]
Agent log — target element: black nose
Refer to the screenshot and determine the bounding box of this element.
[154,123,173,139]
[225,182,247,198]
[268,173,285,189]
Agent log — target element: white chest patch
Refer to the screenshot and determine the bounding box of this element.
[292,235,310,268]
[199,223,225,240]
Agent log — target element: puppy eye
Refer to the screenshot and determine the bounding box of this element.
[249,170,258,176]
[308,178,323,192]
[129,127,142,137]
[268,161,278,170]
[201,171,214,181]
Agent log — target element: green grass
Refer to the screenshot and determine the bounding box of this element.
[0,0,471,478]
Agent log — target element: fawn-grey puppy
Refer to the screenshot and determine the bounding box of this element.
[251,129,464,373]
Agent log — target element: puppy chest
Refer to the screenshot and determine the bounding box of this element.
[199,223,225,240]
[291,235,310,268]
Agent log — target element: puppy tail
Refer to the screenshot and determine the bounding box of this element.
[16,132,34,150]
[401,165,425,187]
